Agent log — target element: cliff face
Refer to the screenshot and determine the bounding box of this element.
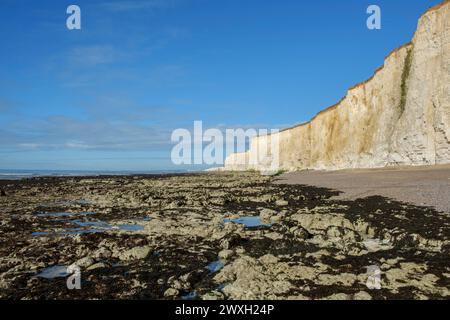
[225,0,450,172]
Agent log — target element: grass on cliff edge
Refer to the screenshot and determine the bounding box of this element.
[399,48,413,115]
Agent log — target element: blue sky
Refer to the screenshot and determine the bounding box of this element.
[0,0,441,171]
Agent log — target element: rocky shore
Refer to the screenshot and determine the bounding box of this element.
[0,172,449,300]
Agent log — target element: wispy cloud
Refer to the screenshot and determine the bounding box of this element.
[0,92,181,153]
[2,115,173,152]
[0,99,14,112]
[99,0,179,12]
[67,45,120,67]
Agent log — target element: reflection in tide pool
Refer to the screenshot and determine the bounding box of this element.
[73,220,112,229]
[117,224,145,231]
[181,291,198,300]
[36,211,96,218]
[224,216,271,228]
[207,260,224,273]
[32,215,146,236]
[36,265,69,279]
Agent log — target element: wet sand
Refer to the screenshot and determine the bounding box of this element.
[275,165,450,213]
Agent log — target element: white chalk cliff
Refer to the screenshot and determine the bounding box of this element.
[225,0,450,171]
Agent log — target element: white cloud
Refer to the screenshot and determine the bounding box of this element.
[100,0,178,12]
[18,143,41,149]
[67,45,119,67]
[65,140,92,149]
[3,114,174,152]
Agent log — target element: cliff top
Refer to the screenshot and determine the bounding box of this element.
[279,0,448,134]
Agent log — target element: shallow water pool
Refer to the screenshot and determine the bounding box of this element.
[223,216,271,228]
[206,260,224,273]
[36,265,69,279]
[32,218,145,236]
[36,211,96,218]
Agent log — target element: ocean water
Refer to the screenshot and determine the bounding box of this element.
[0,169,186,180]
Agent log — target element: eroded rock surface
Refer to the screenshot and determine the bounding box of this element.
[0,172,448,300]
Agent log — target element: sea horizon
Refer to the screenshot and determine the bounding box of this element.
[0,168,194,180]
